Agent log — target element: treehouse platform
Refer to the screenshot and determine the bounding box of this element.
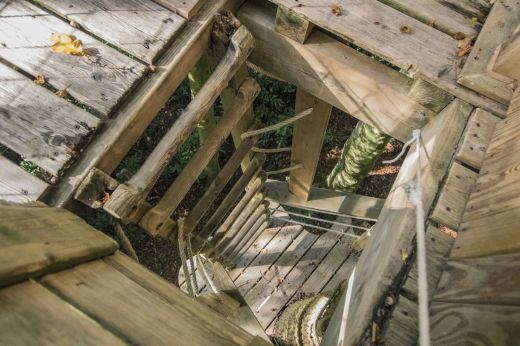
[1,0,519,345]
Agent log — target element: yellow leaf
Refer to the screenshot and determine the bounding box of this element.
[33,74,45,85]
[50,33,84,56]
[55,89,68,98]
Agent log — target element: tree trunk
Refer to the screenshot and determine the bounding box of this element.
[327,122,391,193]
[188,55,220,181]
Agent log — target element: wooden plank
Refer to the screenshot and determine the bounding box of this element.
[289,89,332,200]
[430,162,478,230]
[458,0,520,105]
[45,0,246,207]
[153,0,207,20]
[37,0,186,64]
[238,2,436,143]
[0,280,125,345]
[455,108,500,170]
[234,225,303,294]
[326,99,472,345]
[0,64,101,176]
[227,212,269,261]
[434,252,520,305]
[495,30,520,80]
[430,302,520,345]
[103,26,255,222]
[0,1,146,116]
[42,259,263,346]
[266,180,384,220]
[433,0,491,22]
[378,0,478,37]
[274,5,314,43]
[0,155,49,203]
[0,203,117,287]
[265,0,506,116]
[252,230,340,329]
[381,295,418,346]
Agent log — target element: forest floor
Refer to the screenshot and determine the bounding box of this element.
[78,71,403,286]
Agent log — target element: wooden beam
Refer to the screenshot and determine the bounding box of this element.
[103,26,255,222]
[238,1,436,142]
[288,89,332,200]
[0,156,49,203]
[494,28,520,80]
[45,0,246,208]
[274,5,314,44]
[266,180,384,220]
[322,99,472,345]
[152,0,207,20]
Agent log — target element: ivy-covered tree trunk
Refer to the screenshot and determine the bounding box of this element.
[188,55,220,181]
[327,122,391,193]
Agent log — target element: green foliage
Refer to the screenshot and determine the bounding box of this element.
[20,159,40,176]
[164,130,201,178]
[85,210,145,243]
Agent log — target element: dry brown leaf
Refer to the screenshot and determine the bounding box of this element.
[400,249,409,263]
[100,191,111,205]
[33,75,45,85]
[55,89,68,98]
[400,24,411,34]
[69,20,80,29]
[457,37,473,57]
[331,5,342,16]
[454,32,466,40]
[50,33,84,56]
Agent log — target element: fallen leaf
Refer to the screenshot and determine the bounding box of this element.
[33,74,45,85]
[400,249,409,263]
[454,32,466,40]
[400,24,411,34]
[69,20,80,29]
[331,5,342,16]
[457,37,473,57]
[50,33,84,56]
[100,191,111,205]
[55,89,68,98]
[469,17,479,28]
[372,322,380,343]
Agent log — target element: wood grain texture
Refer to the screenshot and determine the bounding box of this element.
[455,108,500,170]
[430,162,478,230]
[42,259,263,346]
[274,5,314,43]
[0,280,125,346]
[0,1,146,116]
[0,203,117,287]
[37,0,186,64]
[46,0,247,207]
[430,302,520,345]
[153,0,207,19]
[266,180,384,219]
[495,31,520,80]
[325,99,472,345]
[0,155,49,203]
[458,0,520,105]
[381,295,418,346]
[0,64,100,176]
[289,89,332,200]
[378,0,478,37]
[434,0,491,22]
[239,2,436,142]
[434,252,520,305]
[265,0,506,116]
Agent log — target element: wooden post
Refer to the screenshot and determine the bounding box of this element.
[288,89,332,200]
[494,28,520,80]
[274,5,314,44]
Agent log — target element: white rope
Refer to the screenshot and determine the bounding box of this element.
[338,266,356,345]
[241,108,313,139]
[270,215,361,239]
[271,202,378,222]
[251,146,292,153]
[265,163,303,176]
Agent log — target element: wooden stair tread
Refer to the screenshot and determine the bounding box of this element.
[0,155,49,203]
[152,0,208,20]
[0,280,125,345]
[38,0,186,64]
[0,202,117,288]
[0,1,146,116]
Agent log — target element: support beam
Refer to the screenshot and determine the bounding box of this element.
[238,1,435,142]
[274,5,314,44]
[288,89,332,200]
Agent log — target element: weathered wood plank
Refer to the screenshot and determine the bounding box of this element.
[430,302,520,345]
[325,99,472,345]
[454,108,500,170]
[266,180,384,220]
[0,203,117,287]
[378,0,478,37]
[434,252,520,305]
[265,0,506,116]
[36,0,186,64]
[381,295,418,346]
[46,0,247,207]
[238,2,436,142]
[495,30,520,80]
[434,0,491,22]
[320,252,358,294]
[430,162,478,230]
[289,89,332,200]
[0,155,49,203]
[0,280,125,345]
[42,259,263,346]
[0,64,101,176]
[0,1,146,116]
[152,0,207,19]
[274,5,314,43]
[458,0,520,105]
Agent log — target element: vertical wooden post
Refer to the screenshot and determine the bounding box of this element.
[288,89,332,200]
